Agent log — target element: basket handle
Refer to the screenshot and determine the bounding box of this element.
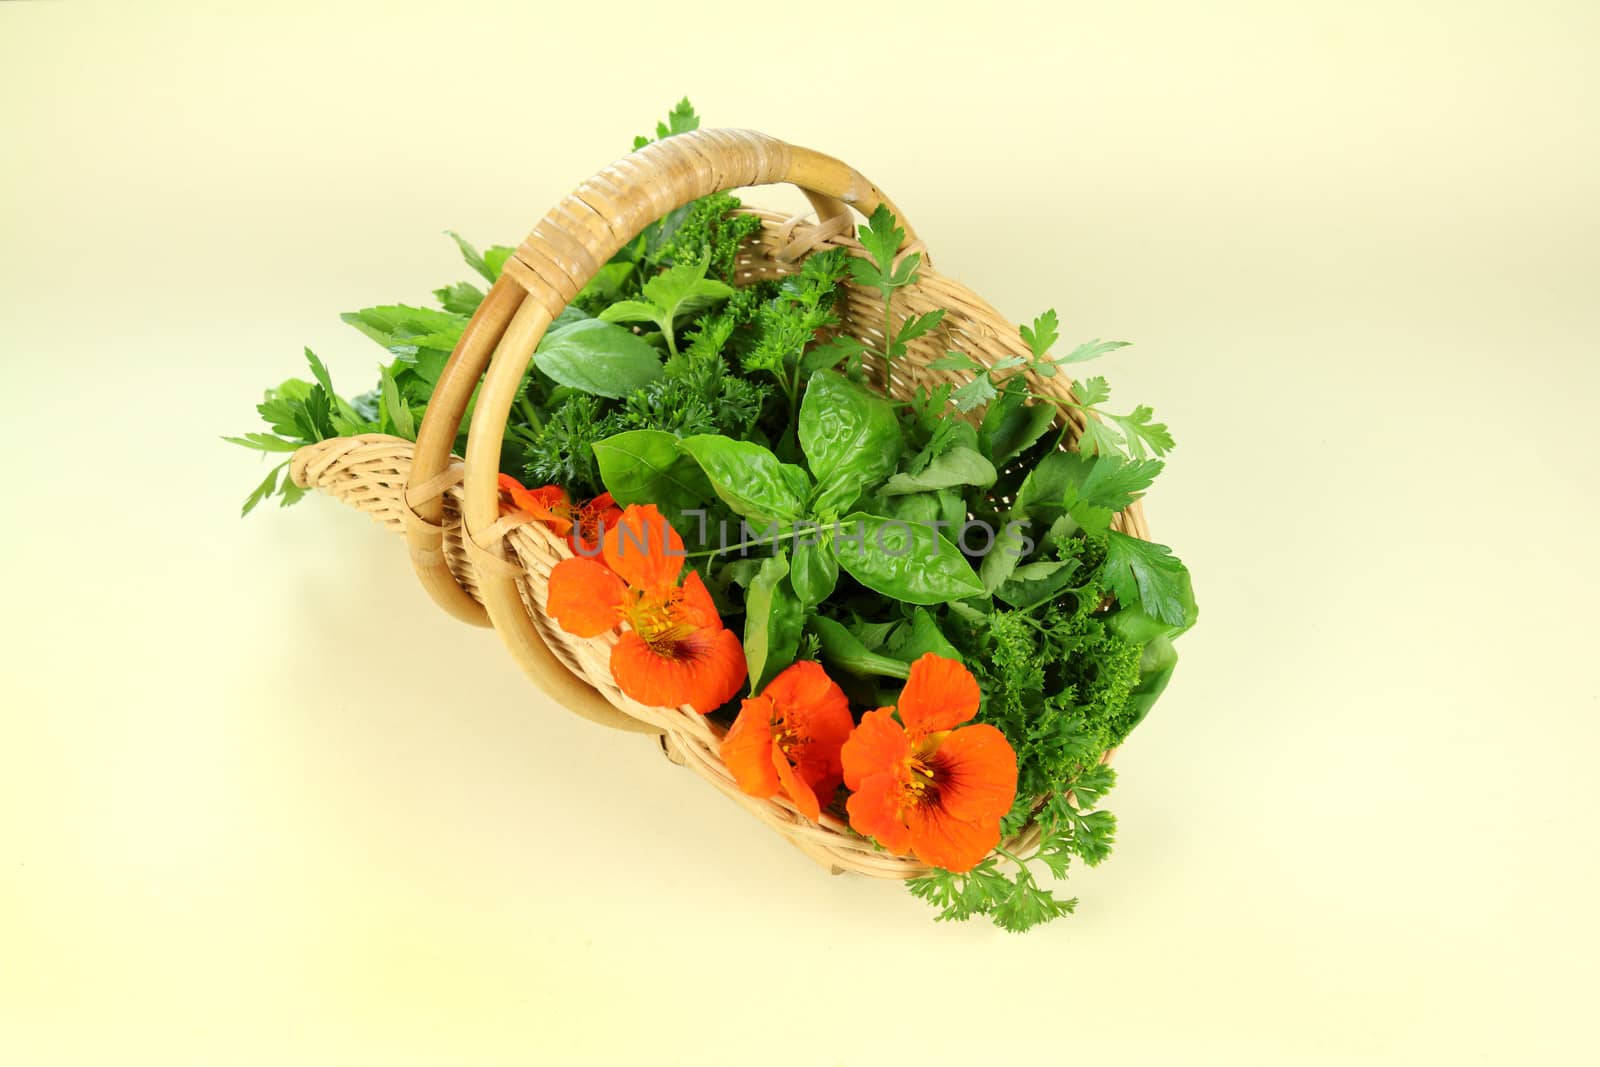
[404,128,918,731]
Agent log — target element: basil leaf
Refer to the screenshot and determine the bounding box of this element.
[799,370,903,516]
[994,555,1087,608]
[832,512,985,605]
[1118,634,1178,737]
[1014,451,1081,521]
[577,261,634,304]
[640,257,734,325]
[593,429,712,509]
[883,491,938,527]
[880,446,996,496]
[980,383,1057,465]
[677,434,810,523]
[744,551,804,692]
[596,299,662,330]
[935,490,967,541]
[887,608,963,664]
[535,317,664,398]
[790,538,838,607]
[809,616,910,680]
[801,336,866,375]
[979,515,1034,592]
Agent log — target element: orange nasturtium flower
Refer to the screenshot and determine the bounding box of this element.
[841,653,1019,872]
[497,475,622,553]
[570,491,623,553]
[545,503,746,714]
[720,661,854,821]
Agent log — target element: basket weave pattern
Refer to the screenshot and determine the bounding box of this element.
[291,135,1149,878]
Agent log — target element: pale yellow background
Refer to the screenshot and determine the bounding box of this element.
[3,1,1597,1063]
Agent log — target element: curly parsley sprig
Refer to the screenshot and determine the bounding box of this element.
[907,764,1119,933]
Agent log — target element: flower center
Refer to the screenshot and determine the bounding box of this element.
[625,589,694,654]
[903,756,937,799]
[898,731,953,809]
[770,717,808,760]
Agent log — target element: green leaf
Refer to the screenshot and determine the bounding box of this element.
[979,387,1057,466]
[483,246,514,281]
[597,299,663,330]
[222,433,301,453]
[744,551,804,693]
[677,435,809,523]
[847,255,887,293]
[601,255,733,356]
[887,608,963,664]
[278,478,308,507]
[880,446,997,496]
[1053,338,1129,365]
[905,857,1077,932]
[1076,419,1124,459]
[378,364,416,440]
[800,336,866,375]
[832,512,985,605]
[979,516,1033,592]
[896,308,945,345]
[1079,454,1163,511]
[1020,309,1060,360]
[535,317,664,398]
[1020,451,1160,515]
[928,350,982,373]
[1072,376,1111,406]
[1107,562,1198,642]
[1102,531,1193,628]
[640,256,735,326]
[799,370,904,516]
[790,539,839,607]
[1118,634,1179,734]
[951,373,999,413]
[888,253,921,289]
[994,555,1087,608]
[342,305,467,354]
[1014,451,1149,540]
[577,261,634,304]
[300,386,336,441]
[593,429,713,512]
[989,870,1078,932]
[434,281,484,315]
[1013,452,1078,520]
[240,461,288,516]
[656,97,699,139]
[808,616,910,680]
[447,231,493,283]
[303,347,337,401]
[1108,405,1176,459]
[1069,764,1118,809]
[856,204,905,276]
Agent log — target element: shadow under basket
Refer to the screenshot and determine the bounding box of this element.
[290,128,1147,879]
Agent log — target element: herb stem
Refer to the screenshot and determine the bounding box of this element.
[881,290,895,390]
[789,357,803,426]
[517,392,543,431]
[684,531,794,559]
[994,844,1039,869]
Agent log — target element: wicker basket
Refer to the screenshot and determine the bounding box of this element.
[289,128,1150,878]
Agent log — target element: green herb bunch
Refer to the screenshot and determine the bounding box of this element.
[231,99,1196,933]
